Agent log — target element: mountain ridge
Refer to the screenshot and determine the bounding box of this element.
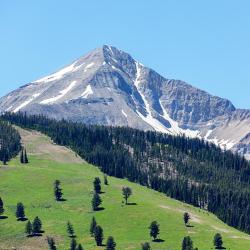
[0,45,250,158]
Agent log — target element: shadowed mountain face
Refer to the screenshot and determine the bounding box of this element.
[1,45,250,158]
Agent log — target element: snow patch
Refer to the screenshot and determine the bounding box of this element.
[14,93,41,113]
[40,81,76,104]
[122,110,128,118]
[204,129,213,140]
[81,85,93,99]
[34,62,82,83]
[84,62,95,72]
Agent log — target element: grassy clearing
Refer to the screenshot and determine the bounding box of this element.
[0,128,249,250]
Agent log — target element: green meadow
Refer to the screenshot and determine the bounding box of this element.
[0,128,249,250]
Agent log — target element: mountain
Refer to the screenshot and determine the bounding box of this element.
[1,45,250,158]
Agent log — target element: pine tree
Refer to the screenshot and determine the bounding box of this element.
[90,216,97,236]
[141,242,151,250]
[94,225,104,246]
[104,174,108,185]
[47,236,57,250]
[67,221,75,238]
[182,236,193,250]
[70,238,77,250]
[122,187,132,205]
[54,180,63,201]
[184,212,190,226]
[20,148,24,164]
[16,202,25,220]
[92,193,102,211]
[149,221,160,241]
[213,233,223,249]
[77,244,83,250]
[32,216,42,234]
[106,236,116,250]
[24,149,28,163]
[93,177,101,194]
[25,220,33,236]
[0,197,4,217]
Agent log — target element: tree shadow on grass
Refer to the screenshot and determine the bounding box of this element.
[153,239,165,243]
[17,217,28,222]
[95,207,105,211]
[215,247,226,249]
[0,215,8,219]
[126,202,137,206]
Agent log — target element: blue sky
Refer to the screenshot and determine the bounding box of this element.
[1,0,250,108]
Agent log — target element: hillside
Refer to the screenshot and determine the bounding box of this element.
[0,127,250,250]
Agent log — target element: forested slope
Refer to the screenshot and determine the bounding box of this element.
[0,120,21,163]
[2,112,250,234]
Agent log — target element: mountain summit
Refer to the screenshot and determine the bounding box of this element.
[1,45,250,157]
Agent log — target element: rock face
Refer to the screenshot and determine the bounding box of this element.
[1,45,250,158]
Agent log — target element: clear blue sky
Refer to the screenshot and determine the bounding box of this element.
[1,0,250,108]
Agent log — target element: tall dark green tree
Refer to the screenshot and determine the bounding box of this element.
[16,202,25,221]
[93,177,101,194]
[67,221,75,238]
[25,220,33,236]
[149,221,160,241]
[70,238,77,250]
[54,180,63,201]
[141,242,151,250]
[94,225,104,246]
[182,236,193,250]
[92,193,102,211]
[122,187,132,205]
[20,148,24,164]
[24,149,29,163]
[77,244,83,250]
[32,216,42,234]
[47,236,57,250]
[90,217,97,236]
[106,236,116,250]
[184,212,190,226]
[104,174,108,185]
[0,197,4,217]
[213,233,223,249]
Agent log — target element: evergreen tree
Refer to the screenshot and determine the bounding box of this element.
[54,180,63,201]
[32,216,42,234]
[70,238,77,250]
[122,187,132,205]
[182,236,193,250]
[141,242,151,250]
[90,216,97,236]
[93,177,101,194]
[20,148,24,164]
[106,236,116,250]
[24,149,28,163]
[67,221,75,238]
[25,220,33,236]
[47,236,57,250]
[92,193,102,211]
[104,174,108,185]
[0,197,4,217]
[149,221,160,241]
[16,202,25,220]
[94,225,104,246]
[213,233,223,249]
[184,212,190,226]
[77,244,83,250]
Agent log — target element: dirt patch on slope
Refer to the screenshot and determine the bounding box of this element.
[16,127,84,164]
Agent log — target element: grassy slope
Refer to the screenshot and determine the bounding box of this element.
[0,128,249,250]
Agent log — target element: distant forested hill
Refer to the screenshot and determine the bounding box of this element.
[0,120,21,164]
[2,112,250,234]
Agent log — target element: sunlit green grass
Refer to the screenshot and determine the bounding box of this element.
[0,135,250,249]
